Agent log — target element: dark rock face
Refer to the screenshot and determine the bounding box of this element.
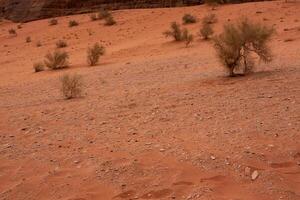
[0,0,202,22]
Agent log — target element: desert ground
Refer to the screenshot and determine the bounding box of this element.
[0,1,300,199]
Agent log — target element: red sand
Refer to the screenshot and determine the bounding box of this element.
[0,1,299,199]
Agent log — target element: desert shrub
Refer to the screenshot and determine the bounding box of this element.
[8,28,17,35]
[49,18,58,26]
[36,41,42,47]
[56,40,68,48]
[200,23,214,40]
[44,50,69,70]
[87,43,105,66]
[203,13,217,25]
[33,62,45,72]
[104,15,116,26]
[213,18,274,76]
[182,14,197,24]
[163,22,183,41]
[26,36,32,43]
[69,20,79,27]
[98,9,111,20]
[60,73,83,99]
[182,29,194,47]
[90,13,98,21]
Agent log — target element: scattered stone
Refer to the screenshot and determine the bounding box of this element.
[251,170,259,180]
[160,148,166,152]
[245,167,251,176]
[210,156,216,160]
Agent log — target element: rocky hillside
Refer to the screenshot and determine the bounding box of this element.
[0,0,202,22]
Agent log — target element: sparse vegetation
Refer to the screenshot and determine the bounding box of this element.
[49,18,58,26]
[60,73,83,99]
[8,28,17,36]
[87,43,105,66]
[182,29,194,47]
[203,13,217,25]
[56,40,68,48]
[164,22,183,41]
[69,20,79,27]
[90,13,98,21]
[182,13,197,24]
[200,23,214,40]
[44,50,69,70]
[26,36,32,43]
[33,62,45,72]
[36,41,42,47]
[104,15,116,26]
[98,9,111,20]
[213,18,274,76]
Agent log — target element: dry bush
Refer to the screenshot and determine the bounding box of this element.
[87,43,105,66]
[213,18,274,76]
[182,14,197,24]
[44,50,69,70]
[182,29,194,47]
[90,13,98,21]
[98,9,111,20]
[69,20,79,27]
[104,15,116,26]
[49,18,58,26]
[203,13,217,25]
[26,36,32,43]
[163,22,183,41]
[8,28,17,35]
[60,73,83,99]
[200,23,214,40]
[33,62,45,72]
[36,41,42,47]
[56,40,68,48]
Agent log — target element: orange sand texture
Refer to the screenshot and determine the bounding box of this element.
[0,1,299,200]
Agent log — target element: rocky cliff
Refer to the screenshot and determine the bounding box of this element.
[0,0,202,22]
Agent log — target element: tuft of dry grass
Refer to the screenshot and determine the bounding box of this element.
[182,29,194,47]
[182,14,197,24]
[8,28,17,36]
[33,62,45,73]
[44,50,69,70]
[163,22,183,41]
[49,18,58,26]
[69,20,79,27]
[56,40,68,48]
[60,73,83,99]
[104,15,116,26]
[87,43,105,66]
[203,13,217,25]
[200,23,214,40]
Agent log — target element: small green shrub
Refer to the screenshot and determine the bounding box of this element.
[98,9,111,20]
[182,29,194,47]
[213,18,274,76]
[163,22,183,41]
[26,36,32,43]
[200,23,214,40]
[69,20,79,27]
[33,62,45,72]
[56,40,68,48]
[60,73,83,99]
[44,50,69,70]
[90,13,98,21]
[182,14,197,24]
[87,43,105,66]
[49,18,58,26]
[203,13,217,25]
[36,41,42,47]
[8,28,17,35]
[104,15,116,26]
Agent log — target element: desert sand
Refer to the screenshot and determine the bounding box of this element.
[0,1,299,199]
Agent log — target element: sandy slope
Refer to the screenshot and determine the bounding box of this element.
[0,1,300,199]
